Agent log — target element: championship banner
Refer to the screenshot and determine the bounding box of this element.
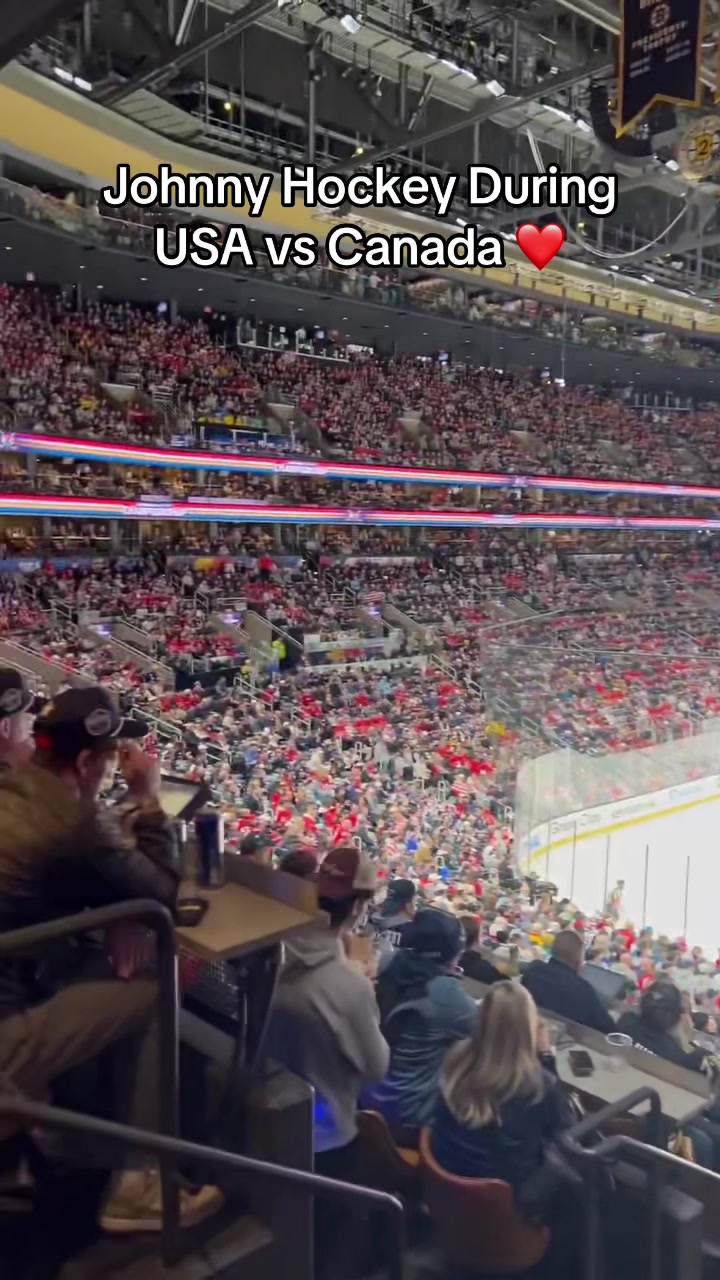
[617,0,704,137]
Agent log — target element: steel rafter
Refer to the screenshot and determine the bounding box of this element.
[96,0,278,105]
[0,0,83,71]
[334,55,614,172]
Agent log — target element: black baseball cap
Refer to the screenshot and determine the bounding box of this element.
[0,669,45,721]
[385,878,416,907]
[405,908,464,963]
[240,832,272,858]
[34,686,148,758]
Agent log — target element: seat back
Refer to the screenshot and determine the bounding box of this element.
[419,1128,549,1275]
[355,1111,420,1196]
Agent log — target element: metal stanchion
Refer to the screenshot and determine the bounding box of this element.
[641,844,650,930]
[569,821,578,901]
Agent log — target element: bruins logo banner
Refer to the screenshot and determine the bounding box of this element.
[617,0,705,137]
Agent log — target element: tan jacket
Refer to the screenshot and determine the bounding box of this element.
[0,763,178,1017]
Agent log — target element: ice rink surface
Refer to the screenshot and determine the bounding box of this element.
[528,794,720,955]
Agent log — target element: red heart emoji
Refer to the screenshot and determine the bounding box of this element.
[516,223,565,270]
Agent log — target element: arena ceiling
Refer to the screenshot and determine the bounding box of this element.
[8,0,720,296]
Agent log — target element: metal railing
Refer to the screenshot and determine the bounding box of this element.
[85,628,174,684]
[558,1086,685,1280]
[117,615,164,657]
[0,1095,405,1279]
[0,900,180,1258]
[4,174,720,371]
[142,708,184,743]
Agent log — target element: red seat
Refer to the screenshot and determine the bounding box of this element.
[419,1127,550,1275]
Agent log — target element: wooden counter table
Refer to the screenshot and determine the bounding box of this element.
[555,1041,709,1127]
[462,977,710,1126]
[176,860,325,1091]
[176,878,319,963]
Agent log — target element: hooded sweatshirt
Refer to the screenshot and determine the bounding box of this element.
[616,1011,707,1073]
[363,949,477,1129]
[265,927,390,1152]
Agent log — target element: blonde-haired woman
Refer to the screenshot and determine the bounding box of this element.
[430,982,574,1189]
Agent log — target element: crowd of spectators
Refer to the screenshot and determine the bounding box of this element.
[4,285,720,491]
[9,76,720,1276]
[7,174,720,379]
[4,535,720,850]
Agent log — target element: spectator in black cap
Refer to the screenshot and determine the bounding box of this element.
[239,832,273,866]
[363,908,477,1143]
[0,669,44,774]
[459,916,509,986]
[371,878,417,947]
[0,685,223,1234]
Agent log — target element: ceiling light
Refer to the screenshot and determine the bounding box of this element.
[53,66,73,83]
[96,284,104,289]
[74,76,92,92]
[340,12,361,33]
[140,276,147,281]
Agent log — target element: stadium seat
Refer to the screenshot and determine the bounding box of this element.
[355,1110,421,1197]
[418,1128,550,1275]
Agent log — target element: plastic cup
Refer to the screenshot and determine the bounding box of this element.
[605,1031,633,1071]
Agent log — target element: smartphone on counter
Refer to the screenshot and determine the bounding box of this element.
[568,1049,595,1078]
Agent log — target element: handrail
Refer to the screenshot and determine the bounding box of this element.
[558,1087,666,1280]
[0,900,180,1260]
[93,631,174,681]
[0,1097,405,1280]
[559,1086,663,1151]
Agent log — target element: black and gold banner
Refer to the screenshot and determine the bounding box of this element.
[617,0,705,137]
